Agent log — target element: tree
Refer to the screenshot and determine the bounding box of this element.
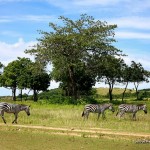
[0,62,4,76]
[26,14,122,102]
[130,61,149,100]
[0,57,32,100]
[0,58,50,101]
[121,65,132,102]
[27,61,51,102]
[97,56,126,102]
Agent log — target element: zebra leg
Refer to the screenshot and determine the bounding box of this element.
[86,112,89,120]
[97,113,101,120]
[132,113,136,121]
[1,111,6,124]
[12,113,18,124]
[102,112,106,119]
[119,111,125,120]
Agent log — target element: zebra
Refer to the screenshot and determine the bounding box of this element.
[82,103,115,120]
[0,102,30,124]
[116,104,147,120]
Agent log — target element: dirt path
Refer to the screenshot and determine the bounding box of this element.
[0,124,150,138]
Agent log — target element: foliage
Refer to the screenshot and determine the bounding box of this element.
[97,56,126,102]
[26,14,122,103]
[0,57,32,100]
[38,88,97,104]
[0,57,51,101]
[130,61,150,100]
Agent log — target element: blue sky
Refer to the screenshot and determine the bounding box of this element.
[0,0,150,96]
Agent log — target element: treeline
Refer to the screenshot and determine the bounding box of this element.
[0,58,50,101]
[1,88,149,105]
[0,14,150,103]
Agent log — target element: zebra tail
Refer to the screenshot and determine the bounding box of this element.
[82,111,84,117]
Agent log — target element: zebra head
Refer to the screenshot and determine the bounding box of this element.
[138,104,147,114]
[20,104,30,116]
[108,104,115,112]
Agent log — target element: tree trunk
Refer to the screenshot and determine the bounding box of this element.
[134,82,139,100]
[109,88,113,102]
[108,82,113,102]
[12,87,16,101]
[122,82,128,103]
[68,66,77,104]
[33,89,38,102]
[20,89,23,101]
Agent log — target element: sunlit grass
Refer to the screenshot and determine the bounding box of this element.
[0,98,150,150]
[0,127,150,150]
[0,99,149,134]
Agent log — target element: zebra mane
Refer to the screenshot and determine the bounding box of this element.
[19,104,30,110]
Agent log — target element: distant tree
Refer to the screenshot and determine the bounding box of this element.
[0,62,3,68]
[0,57,32,100]
[26,14,122,103]
[58,68,96,98]
[130,61,149,100]
[121,65,132,102]
[0,62,4,75]
[27,61,51,102]
[0,58,50,101]
[97,56,126,102]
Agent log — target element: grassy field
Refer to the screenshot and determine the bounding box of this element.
[0,100,149,133]
[0,89,150,149]
[0,125,150,150]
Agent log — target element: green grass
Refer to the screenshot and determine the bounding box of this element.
[0,99,149,133]
[96,87,135,95]
[0,98,150,150]
[0,127,149,150]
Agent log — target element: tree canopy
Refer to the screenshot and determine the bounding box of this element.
[26,14,123,102]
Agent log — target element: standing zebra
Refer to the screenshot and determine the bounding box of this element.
[0,102,30,124]
[82,103,115,120]
[116,104,147,120]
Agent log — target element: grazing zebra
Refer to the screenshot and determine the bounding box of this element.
[82,103,115,120]
[116,104,147,120]
[0,102,30,124]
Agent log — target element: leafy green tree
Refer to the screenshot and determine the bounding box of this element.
[0,57,32,100]
[97,56,126,102]
[130,61,149,100]
[0,62,3,69]
[26,14,122,102]
[0,62,4,75]
[27,61,51,102]
[0,58,50,101]
[121,65,132,102]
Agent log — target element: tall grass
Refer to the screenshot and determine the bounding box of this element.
[0,99,149,134]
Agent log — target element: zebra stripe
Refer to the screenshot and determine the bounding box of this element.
[0,102,30,124]
[116,104,147,120]
[82,103,115,120]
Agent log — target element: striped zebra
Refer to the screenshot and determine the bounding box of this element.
[82,103,115,120]
[0,102,30,124]
[116,104,147,120]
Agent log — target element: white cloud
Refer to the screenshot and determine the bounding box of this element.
[108,17,150,30]
[0,38,36,66]
[0,15,58,23]
[115,31,150,39]
[122,51,150,71]
[74,0,123,6]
